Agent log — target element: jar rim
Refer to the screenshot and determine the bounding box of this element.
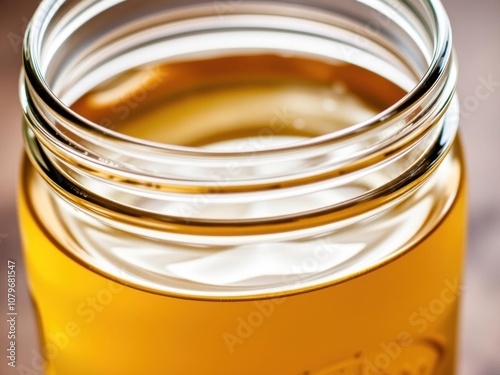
[20,0,459,234]
[22,0,454,158]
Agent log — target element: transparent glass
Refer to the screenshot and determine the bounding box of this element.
[19,0,465,374]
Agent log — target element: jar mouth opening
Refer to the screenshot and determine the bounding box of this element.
[20,0,459,233]
[23,0,454,158]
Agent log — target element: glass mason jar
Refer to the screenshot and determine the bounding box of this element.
[19,0,465,374]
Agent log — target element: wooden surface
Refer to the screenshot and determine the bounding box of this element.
[0,0,499,374]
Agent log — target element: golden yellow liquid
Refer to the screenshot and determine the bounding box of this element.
[19,54,466,375]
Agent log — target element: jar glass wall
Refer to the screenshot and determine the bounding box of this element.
[19,0,465,374]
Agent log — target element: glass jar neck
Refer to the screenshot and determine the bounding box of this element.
[21,0,458,240]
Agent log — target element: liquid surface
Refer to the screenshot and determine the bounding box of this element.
[71,54,405,148]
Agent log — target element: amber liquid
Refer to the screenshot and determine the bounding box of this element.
[71,54,405,147]
[19,54,466,374]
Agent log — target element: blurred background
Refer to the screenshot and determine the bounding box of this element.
[0,0,499,374]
